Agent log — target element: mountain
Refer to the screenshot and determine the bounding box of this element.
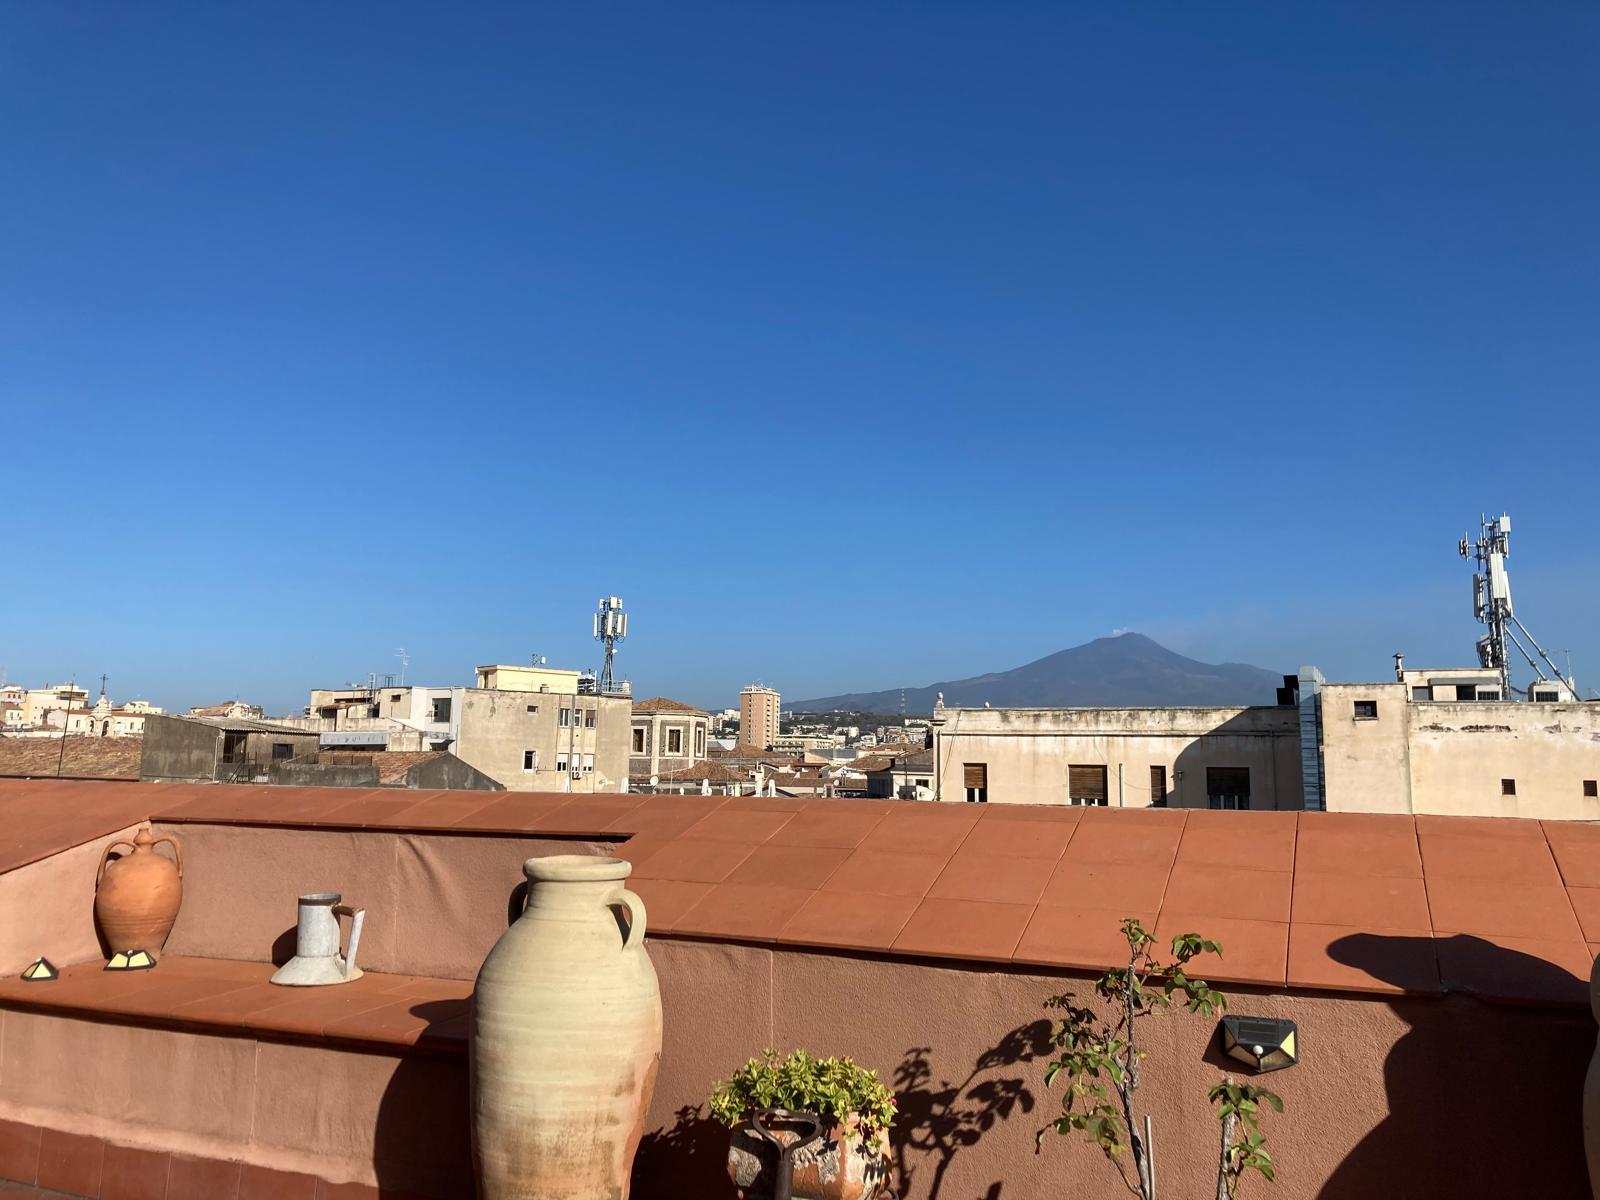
[789,633,1284,714]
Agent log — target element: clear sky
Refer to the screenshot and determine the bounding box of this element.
[3,2,1596,714]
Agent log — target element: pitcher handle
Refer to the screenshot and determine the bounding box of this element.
[151,834,183,878]
[615,889,647,951]
[96,841,137,887]
[335,905,365,977]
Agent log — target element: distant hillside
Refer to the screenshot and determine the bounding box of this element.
[790,633,1283,714]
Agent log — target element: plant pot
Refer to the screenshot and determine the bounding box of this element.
[94,826,183,954]
[726,1118,893,1200]
[471,854,661,1200]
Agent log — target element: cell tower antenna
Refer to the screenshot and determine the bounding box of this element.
[593,596,628,694]
[1459,512,1574,699]
[395,648,409,687]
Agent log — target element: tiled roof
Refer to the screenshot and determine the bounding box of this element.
[1,780,1596,1007]
[650,760,751,784]
[632,697,707,715]
[0,736,142,782]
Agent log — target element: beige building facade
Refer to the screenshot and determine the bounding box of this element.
[739,685,780,750]
[628,698,710,781]
[927,669,1599,820]
[1312,680,1599,820]
[930,703,1304,810]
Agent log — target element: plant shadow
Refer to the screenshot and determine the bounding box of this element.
[891,1020,1055,1199]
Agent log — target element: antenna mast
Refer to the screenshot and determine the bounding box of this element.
[1459,512,1574,698]
[593,596,628,695]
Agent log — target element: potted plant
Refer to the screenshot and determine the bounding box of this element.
[709,1048,896,1200]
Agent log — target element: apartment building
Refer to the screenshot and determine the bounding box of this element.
[295,664,629,792]
[928,667,1600,820]
[738,684,780,750]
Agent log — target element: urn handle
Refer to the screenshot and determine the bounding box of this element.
[151,834,183,879]
[95,841,137,887]
[614,889,647,951]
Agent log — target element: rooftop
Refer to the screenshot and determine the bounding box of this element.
[1,780,1592,1005]
[0,736,142,782]
[631,696,707,715]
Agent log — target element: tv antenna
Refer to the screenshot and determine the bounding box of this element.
[395,648,409,686]
[1459,513,1574,699]
[593,596,628,694]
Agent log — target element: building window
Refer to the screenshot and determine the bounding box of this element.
[666,728,683,755]
[1501,778,1516,796]
[584,710,596,728]
[695,726,705,757]
[1533,689,1562,703]
[1206,767,1251,810]
[632,727,646,754]
[390,693,402,702]
[1411,686,1431,702]
[1150,765,1167,807]
[581,753,594,774]
[556,754,568,773]
[1455,684,1477,702]
[523,750,538,771]
[1068,764,1109,807]
[1353,700,1378,720]
[963,763,988,804]
[1478,690,1500,701]
[916,778,930,787]
[271,742,293,760]
[431,698,451,723]
[1583,780,1597,798]
[526,704,538,714]
[559,708,571,727]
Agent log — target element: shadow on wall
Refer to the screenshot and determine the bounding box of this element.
[372,1005,475,1199]
[1319,932,1591,1200]
[892,1020,1055,1200]
[634,1104,737,1199]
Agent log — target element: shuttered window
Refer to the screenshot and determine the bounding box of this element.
[1206,767,1251,810]
[963,763,988,804]
[1068,764,1108,806]
[1150,766,1167,807]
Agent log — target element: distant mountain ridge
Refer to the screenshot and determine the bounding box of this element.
[790,633,1283,714]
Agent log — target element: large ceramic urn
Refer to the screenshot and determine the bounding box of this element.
[94,826,183,954]
[471,854,662,1200]
[1585,952,1600,1197]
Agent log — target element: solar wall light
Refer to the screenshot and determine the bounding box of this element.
[21,957,58,982]
[105,949,157,972]
[1220,1015,1298,1073]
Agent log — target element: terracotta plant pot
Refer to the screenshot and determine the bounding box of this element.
[94,826,183,954]
[727,1119,893,1200]
[471,854,662,1200]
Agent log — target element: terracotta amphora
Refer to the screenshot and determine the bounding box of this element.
[94,826,183,954]
[471,854,662,1200]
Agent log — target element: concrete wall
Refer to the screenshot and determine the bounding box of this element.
[139,713,220,783]
[932,707,1303,809]
[453,689,629,793]
[1319,684,1600,818]
[267,761,381,788]
[408,753,503,791]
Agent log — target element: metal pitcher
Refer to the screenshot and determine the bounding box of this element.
[270,892,365,986]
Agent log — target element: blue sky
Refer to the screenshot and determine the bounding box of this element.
[3,2,1596,714]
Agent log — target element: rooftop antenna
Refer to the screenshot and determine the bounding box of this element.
[99,673,109,702]
[593,596,628,695]
[395,648,409,686]
[1459,512,1574,698]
